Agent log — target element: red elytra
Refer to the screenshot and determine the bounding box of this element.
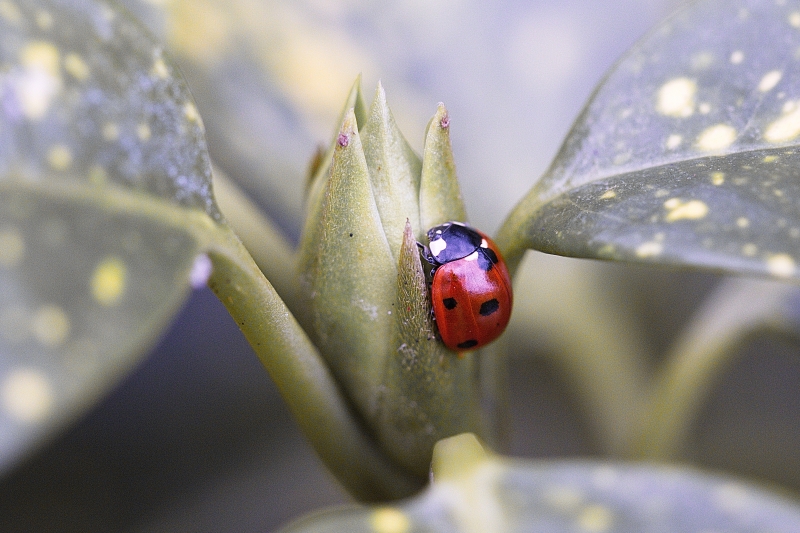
[422,222,513,352]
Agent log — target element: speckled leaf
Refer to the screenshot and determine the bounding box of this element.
[281,434,800,533]
[0,0,217,473]
[499,0,800,279]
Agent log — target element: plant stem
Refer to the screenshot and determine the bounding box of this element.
[634,277,795,458]
[206,225,424,501]
[211,166,298,304]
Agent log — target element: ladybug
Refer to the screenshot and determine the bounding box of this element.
[419,221,513,352]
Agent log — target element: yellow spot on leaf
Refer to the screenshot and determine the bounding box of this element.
[91,256,127,306]
[137,123,152,141]
[35,9,53,30]
[758,70,783,92]
[790,11,800,28]
[698,102,711,114]
[691,51,714,70]
[184,101,201,125]
[32,304,70,348]
[710,171,725,185]
[16,41,62,120]
[664,198,709,222]
[737,217,750,228]
[576,504,614,533]
[371,507,410,533]
[598,244,616,256]
[2,368,54,422]
[766,253,795,277]
[636,241,663,258]
[612,152,631,165]
[666,134,682,150]
[151,57,170,79]
[696,124,736,152]
[765,104,800,142]
[599,190,616,200]
[656,77,696,117]
[102,122,119,141]
[0,1,22,24]
[0,227,25,267]
[21,40,59,77]
[64,53,90,81]
[763,155,779,163]
[544,486,584,511]
[730,50,744,64]
[742,243,758,256]
[47,144,72,170]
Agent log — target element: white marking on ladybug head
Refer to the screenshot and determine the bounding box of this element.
[429,238,447,257]
[480,238,488,248]
[464,251,479,261]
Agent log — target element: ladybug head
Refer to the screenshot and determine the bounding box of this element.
[426,222,483,264]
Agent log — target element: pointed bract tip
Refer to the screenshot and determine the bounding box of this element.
[337,109,358,147]
[436,103,450,129]
[373,80,388,105]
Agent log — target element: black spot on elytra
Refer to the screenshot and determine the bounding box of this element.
[457,339,478,349]
[477,249,498,271]
[479,299,499,316]
[442,297,457,310]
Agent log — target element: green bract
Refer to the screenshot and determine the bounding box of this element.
[296,80,492,479]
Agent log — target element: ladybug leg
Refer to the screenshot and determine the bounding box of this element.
[416,241,436,265]
[417,241,439,287]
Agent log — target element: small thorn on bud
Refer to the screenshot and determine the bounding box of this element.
[337,133,350,147]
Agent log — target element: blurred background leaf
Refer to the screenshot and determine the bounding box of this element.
[0,0,217,486]
[282,434,800,533]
